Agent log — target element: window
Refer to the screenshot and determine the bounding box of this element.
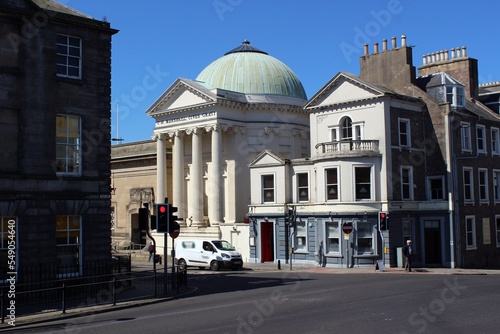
[325,221,340,254]
[492,128,500,155]
[297,173,309,202]
[478,169,489,203]
[398,118,411,147]
[57,34,82,78]
[460,122,471,152]
[326,168,339,200]
[496,216,500,248]
[56,216,81,276]
[262,175,275,203]
[0,217,16,281]
[401,166,413,200]
[403,220,412,244]
[356,221,374,255]
[354,166,372,200]
[463,167,474,203]
[493,170,500,202]
[340,117,352,140]
[427,176,445,200]
[476,125,486,154]
[294,221,307,252]
[446,86,465,107]
[56,115,81,174]
[331,128,337,142]
[465,216,476,250]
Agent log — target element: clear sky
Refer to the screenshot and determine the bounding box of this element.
[62,0,500,144]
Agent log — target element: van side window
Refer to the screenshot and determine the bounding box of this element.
[203,242,214,252]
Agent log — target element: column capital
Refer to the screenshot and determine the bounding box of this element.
[151,133,167,141]
[186,127,203,136]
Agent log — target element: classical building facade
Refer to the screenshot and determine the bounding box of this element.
[0,0,117,280]
[249,36,500,269]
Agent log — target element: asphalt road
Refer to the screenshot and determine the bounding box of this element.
[7,270,500,334]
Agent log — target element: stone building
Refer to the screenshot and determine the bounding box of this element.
[0,0,117,280]
[249,36,500,269]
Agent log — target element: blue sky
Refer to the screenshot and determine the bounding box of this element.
[63,0,500,144]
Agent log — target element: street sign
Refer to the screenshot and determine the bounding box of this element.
[169,221,180,239]
[342,222,353,234]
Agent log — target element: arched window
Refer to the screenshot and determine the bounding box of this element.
[340,117,352,140]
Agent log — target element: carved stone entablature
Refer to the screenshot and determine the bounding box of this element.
[129,188,155,205]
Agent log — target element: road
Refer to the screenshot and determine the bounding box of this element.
[6,269,500,334]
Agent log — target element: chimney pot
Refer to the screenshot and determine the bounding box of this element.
[364,44,368,56]
[391,36,397,49]
[401,35,406,47]
[374,42,379,54]
[422,55,427,65]
[382,39,387,51]
[451,48,455,59]
[444,50,449,60]
[462,46,467,57]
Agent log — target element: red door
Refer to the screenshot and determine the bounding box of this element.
[261,221,274,262]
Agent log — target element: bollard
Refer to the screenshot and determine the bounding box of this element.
[278,260,281,270]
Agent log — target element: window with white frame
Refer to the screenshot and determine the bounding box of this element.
[297,173,309,202]
[496,216,500,247]
[294,221,307,252]
[398,118,411,147]
[446,86,465,107]
[465,216,476,250]
[463,167,474,203]
[354,166,372,200]
[401,166,413,200]
[326,168,339,200]
[57,34,82,79]
[493,170,500,202]
[0,217,16,281]
[56,215,81,276]
[478,169,489,203]
[331,128,337,142]
[340,117,352,140]
[492,128,500,155]
[56,115,81,175]
[427,176,445,200]
[461,122,472,152]
[356,221,374,254]
[262,174,275,203]
[325,221,340,254]
[476,125,486,154]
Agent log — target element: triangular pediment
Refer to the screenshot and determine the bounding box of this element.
[146,78,217,116]
[305,72,385,110]
[249,150,285,167]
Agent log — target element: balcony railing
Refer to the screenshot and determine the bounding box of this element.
[315,140,380,157]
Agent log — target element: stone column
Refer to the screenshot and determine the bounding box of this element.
[210,125,222,226]
[172,131,186,226]
[154,133,166,203]
[190,127,203,226]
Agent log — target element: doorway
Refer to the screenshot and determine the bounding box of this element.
[260,221,274,262]
[424,220,441,267]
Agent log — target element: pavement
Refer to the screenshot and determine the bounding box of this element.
[3,257,499,330]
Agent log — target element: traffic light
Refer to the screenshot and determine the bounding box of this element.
[168,204,178,233]
[156,203,168,233]
[138,207,149,231]
[379,212,388,230]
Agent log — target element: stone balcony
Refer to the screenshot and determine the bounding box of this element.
[314,140,380,158]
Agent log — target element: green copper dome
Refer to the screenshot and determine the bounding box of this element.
[195,40,307,100]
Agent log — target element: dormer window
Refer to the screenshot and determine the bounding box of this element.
[446,85,465,107]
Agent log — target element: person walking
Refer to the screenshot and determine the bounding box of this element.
[403,240,413,272]
[148,241,155,263]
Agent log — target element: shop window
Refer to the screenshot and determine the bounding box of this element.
[356,221,374,254]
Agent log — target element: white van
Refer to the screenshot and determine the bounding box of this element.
[175,240,243,271]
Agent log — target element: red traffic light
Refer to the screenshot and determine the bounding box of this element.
[380,213,386,219]
[159,205,167,213]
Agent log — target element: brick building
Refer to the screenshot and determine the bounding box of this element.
[0,0,117,280]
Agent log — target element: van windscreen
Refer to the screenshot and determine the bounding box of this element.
[212,240,235,250]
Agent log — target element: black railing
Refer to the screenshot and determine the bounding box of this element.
[0,263,188,323]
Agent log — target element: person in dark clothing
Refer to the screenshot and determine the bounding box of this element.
[403,240,413,272]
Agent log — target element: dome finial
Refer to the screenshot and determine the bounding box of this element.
[243,39,250,45]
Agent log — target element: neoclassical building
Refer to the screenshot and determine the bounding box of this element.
[116,41,311,260]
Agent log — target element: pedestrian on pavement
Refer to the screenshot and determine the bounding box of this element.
[403,240,413,272]
[148,241,155,262]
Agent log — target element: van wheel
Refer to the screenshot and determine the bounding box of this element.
[178,259,187,270]
[210,260,219,271]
